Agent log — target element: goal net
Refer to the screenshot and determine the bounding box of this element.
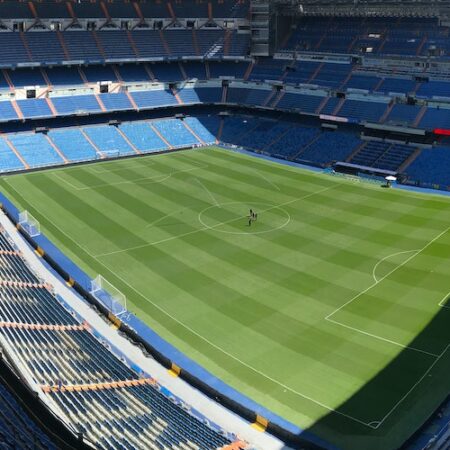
[18,211,40,237]
[90,275,127,316]
[102,150,121,159]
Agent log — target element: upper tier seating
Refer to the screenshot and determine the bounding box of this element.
[337,99,388,122]
[281,17,445,58]
[0,229,235,449]
[51,94,102,115]
[419,107,450,130]
[0,29,249,66]
[16,99,53,119]
[130,89,178,109]
[0,1,249,21]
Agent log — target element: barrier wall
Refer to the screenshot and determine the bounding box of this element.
[0,191,336,450]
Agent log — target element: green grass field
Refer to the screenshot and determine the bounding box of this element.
[1,147,449,450]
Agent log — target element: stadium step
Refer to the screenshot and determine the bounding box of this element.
[316,96,330,115]
[182,120,205,145]
[398,147,423,172]
[41,377,157,394]
[178,62,188,80]
[413,105,428,127]
[221,84,228,103]
[77,67,90,86]
[192,29,201,56]
[270,90,285,108]
[148,122,173,149]
[115,127,141,154]
[19,31,33,62]
[0,279,49,289]
[159,30,171,56]
[144,64,156,81]
[172,87,183,105]
[94,94,107,112]
[1,70,14,91]
[216,118,224,144]
[45,97,58,117]
[379,101,395,123]
[416,35,428,56]
[346,141,367,162]
[45,134,69,163]
[332,97,346,116]
[92,31,106,59]
[56,30,71,60]
[80,128,106,158]
[308,62,324,83]
[125,90,139,111]
[223,29,232,56]
[126,30,140,58]
[3,136,28,168]
[243,61,254,81]
[0,322,87,331]
[374,77,385,92]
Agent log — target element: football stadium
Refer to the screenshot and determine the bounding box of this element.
[0,1,448,449]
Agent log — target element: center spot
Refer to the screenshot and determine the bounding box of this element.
[198,202,290,235]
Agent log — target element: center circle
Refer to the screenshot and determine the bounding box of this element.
[198,202,291,235]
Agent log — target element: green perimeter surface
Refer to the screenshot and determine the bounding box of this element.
[1,147,449,450]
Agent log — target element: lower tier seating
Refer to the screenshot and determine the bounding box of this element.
[0,229,237,449]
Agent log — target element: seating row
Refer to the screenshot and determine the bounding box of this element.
[0,229,236,449]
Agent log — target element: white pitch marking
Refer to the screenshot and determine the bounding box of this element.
[373,344,450,429]
[5,176,447,430]
[198,201,291,236]
[253,169,281,191]
[53,172,83,190]
[96,183,336,257]
[88,256,377,428]
[55,164,208,191]
[326,317,440,357]
[194,178,220,207]
[0,183,374,427]
[145,208,190,229]
[438,291,450,309]
[372,249,420,283]
[326,226,450,321]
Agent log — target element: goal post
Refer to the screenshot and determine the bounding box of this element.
[90,275,127,316]
[102,150,121,159]
[18,211,40,237]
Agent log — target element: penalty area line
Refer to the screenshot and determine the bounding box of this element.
[326,226,450,321]
[95,183,337,258]
[438,291,450,309]
[89,255,377,429]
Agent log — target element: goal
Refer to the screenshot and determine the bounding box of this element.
[102,150,121,159]
[18,211,40,237]
[90,275,127,316]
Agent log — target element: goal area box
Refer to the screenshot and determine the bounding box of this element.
[90,275,127,316]
[18,211,41,237]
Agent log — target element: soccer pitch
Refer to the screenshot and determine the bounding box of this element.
[1,147,449,450]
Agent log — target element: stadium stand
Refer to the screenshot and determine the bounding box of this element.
[0,1,449,448]
[0,379,55,449]
[0,227,237,450]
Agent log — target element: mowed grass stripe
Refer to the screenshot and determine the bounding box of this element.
[1,147,449,450]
